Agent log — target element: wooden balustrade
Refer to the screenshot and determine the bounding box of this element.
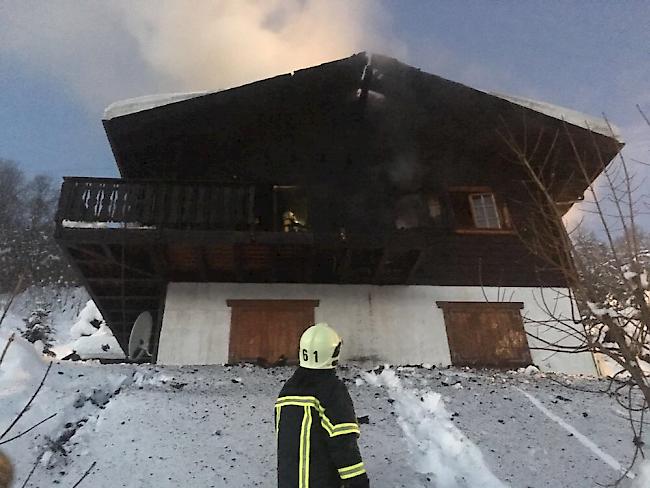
[56,177,255,231]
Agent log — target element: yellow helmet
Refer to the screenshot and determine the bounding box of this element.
[299,323,342,369]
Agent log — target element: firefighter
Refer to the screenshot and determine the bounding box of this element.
[282,210,305,232]
[276,323,369,488]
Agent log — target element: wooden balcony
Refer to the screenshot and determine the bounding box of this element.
[56,176,256,232]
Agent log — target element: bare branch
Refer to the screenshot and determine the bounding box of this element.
[0,332,15,367]
[0,413,57,446]
[71,461,97,488]
[0,362,52,441]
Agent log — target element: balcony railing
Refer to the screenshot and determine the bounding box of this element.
[56,177,255,231]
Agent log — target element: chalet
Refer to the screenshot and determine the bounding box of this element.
[54,53,623,373]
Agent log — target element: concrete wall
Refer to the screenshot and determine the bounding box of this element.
[157,283,597,375]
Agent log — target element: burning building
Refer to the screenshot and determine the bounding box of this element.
[54,53,622,372]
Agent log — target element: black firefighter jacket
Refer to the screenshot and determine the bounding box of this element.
[276,367,369,488]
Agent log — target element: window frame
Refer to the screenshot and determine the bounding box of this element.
[468,192,502,230]
[447,186,514,235]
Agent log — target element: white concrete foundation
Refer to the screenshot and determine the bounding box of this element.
[157,283,597,375]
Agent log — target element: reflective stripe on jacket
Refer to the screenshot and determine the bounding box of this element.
[276,368,368,488]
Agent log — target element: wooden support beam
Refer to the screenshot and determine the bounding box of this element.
[304,248,315,282]
[198,247,208,281]
[372,249,389,284]
[149,246,169,281]
[101,244,117,262]
[338,248,353,282]
[87,277,162,284]
[233,244,244,282]
[67,243,157,278]
[407,249,427,284]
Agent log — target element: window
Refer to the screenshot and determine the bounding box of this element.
[447,187,512,233]
[394,194,442,230]
[469,193,501,229]
[427,197,442,220]
[273,186,308,232]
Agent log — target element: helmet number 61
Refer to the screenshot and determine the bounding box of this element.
[302,349,318,362]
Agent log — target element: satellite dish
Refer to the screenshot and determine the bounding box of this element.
[128,311,153,360]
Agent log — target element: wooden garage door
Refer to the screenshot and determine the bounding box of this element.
[227,300,319,365]
[437,301,532,368]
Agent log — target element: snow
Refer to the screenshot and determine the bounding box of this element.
[632,460,650,488]
[102,91,217,120]
[361,367,507,487]
[640,270,649,290]
[0,329,46,397]
[1,287,124,360]
[624,271,638,281]
[514,386,632,479]
[1,357,646,487]
[69,301,102,338]
[588,301,619,318]
[62,220,156,230]
[56,300,124,360]
[489,92,623,141]
[66,324,124,360]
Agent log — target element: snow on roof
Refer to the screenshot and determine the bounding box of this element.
[101,63,622,145]
[102,91,216,120]
[489,91,623,142]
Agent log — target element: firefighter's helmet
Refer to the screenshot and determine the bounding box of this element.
[299,323,342,369]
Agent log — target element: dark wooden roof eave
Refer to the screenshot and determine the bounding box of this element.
[101,52,623,202]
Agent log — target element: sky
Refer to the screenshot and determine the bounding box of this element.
[1,0,648,228]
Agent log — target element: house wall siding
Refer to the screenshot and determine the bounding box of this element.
[157,282,597,375]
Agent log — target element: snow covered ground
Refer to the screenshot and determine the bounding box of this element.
[1,340,648,488]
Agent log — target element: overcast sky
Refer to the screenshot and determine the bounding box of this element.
[1,0,648,227]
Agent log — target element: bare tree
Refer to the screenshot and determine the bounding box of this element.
[0,160,77,291]
[0,159,26,231]
[23,174,58,231]
[500,115,650,474]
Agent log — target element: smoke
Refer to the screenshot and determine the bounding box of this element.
[1,0,404,111]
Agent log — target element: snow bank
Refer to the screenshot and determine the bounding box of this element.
[62,300,125,360]
[361,367,508,488]
[69,301,103,338]
[0,329,46,397]
[67,324,124,360]
[2,289,125,360]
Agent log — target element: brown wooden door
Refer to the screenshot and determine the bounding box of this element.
[227,300,318,364]
[437,301,532,368]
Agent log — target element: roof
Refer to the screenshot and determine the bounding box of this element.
[100,53,623,207]
[488,91,622,142]
[103,52,622,144]
[103,91,216,120]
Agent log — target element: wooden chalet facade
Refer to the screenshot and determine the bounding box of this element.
[55,53,622,372]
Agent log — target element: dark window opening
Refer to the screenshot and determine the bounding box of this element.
[273,186,309,232]
[394,194,443,230]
